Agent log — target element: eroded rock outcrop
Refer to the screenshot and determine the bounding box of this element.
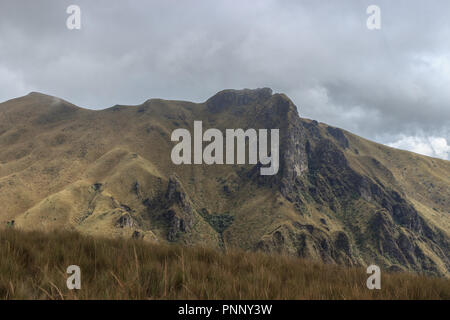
[163,176,195,241]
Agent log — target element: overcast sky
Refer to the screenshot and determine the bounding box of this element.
[0,0,449,159]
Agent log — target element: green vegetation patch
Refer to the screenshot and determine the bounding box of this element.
[199,209,234,234]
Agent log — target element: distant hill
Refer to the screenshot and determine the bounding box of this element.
[0,88,449,277]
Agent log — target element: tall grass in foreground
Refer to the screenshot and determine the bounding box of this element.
[0,228,448,300]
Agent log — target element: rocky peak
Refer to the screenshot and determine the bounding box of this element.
[206,87,273,112]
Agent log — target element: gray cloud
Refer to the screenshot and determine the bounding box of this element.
[0,0,449,159]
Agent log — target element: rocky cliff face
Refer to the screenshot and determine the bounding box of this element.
[274,118,450,275]
[202,88,449,276]
[2,89,449,277]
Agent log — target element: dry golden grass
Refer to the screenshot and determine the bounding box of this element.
[0,228,448,300]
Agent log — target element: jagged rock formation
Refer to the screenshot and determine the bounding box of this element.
[1,89,449,277]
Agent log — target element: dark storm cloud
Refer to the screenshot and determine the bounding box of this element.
[0,0,449,158]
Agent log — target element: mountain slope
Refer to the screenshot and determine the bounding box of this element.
[1,89,449,277]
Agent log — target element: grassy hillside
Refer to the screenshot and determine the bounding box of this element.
[0,228,448,300]
[0,89,449,277]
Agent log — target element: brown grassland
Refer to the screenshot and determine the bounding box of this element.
[0,228,448,300]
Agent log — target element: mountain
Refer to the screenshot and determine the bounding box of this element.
[0,89,449,277]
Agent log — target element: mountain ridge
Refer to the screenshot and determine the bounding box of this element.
[1,88,449,277]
